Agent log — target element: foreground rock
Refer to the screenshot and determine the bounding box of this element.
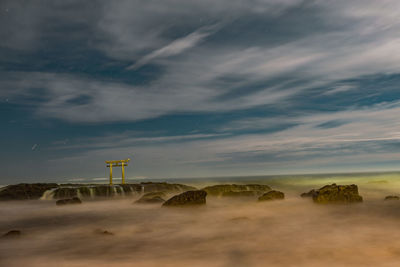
[258,190,285,201]
[312,184,363,204]
[2,230,21,238]
[56,197,82,206]
[135,192,166,204]
[163,190,207,206]
[0,183,58,200]
[202,184,271,197]
[385,195,400,201]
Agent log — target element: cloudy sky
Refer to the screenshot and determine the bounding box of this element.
[1,0,400,183]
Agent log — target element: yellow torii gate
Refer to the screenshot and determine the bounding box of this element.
[105,158,130,185]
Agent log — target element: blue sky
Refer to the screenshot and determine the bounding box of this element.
[1,0,400,183]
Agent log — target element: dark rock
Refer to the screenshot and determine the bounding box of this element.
[312,184,363,204]
[163,190,207,206]
[2,230,21,238]
[301,189,318,198]
[0,183,58,200]
[56,197,82,206]
[94,229,114,236]
[258,190,285,201]
[385,195,400,201]
[221,191,262,197]
[202,184,271,197]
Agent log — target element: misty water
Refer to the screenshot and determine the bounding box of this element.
[2,173,400,266]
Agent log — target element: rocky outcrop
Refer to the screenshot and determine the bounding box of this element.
[52,185,141,199]
[384,195,400,201]
[0,182,196,201]
[258,190,285,201]
[311,184,363,204]
[163,190,207,206]
[202,184,271,197]
[2,230,21,238]
[221,191,262,197]
[135,192,166,204]
[56,197,82,206]
[0,183,58,200]
[300,189,318,198]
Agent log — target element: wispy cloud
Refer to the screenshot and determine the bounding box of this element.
[127,25,219,70]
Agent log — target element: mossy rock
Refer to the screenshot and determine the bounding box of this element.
[0,183,58,200]
[202,184,271,197]
[312,184,363,204]
[163,190,207,206]
[258,190,285,201]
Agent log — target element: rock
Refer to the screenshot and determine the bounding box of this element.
[141,182,196,194]
[56,197,82,206]
[2,230,21,238]
[384,195,400,201]
[221,191,262,197]
[300,189,318,198]
[1,182,195,201]
[258,190,285,201]
[0,183,58,200]
[163,190,207,206]
[135,192,166,204]
[312,184,363,204]
[202,184,271,197]
[94,229,114,236]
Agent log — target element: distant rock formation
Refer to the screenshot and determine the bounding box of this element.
[163,190,207,206]
[311,184,363,204]
[56,197,82,206]
[0,183,58,200]
[202,184,271,197]
[384,195,400,201]
[258,190,285,201]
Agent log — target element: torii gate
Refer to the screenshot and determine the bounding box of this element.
[105,158,130,185]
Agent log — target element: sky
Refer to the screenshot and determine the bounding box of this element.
[1,0,400,183]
